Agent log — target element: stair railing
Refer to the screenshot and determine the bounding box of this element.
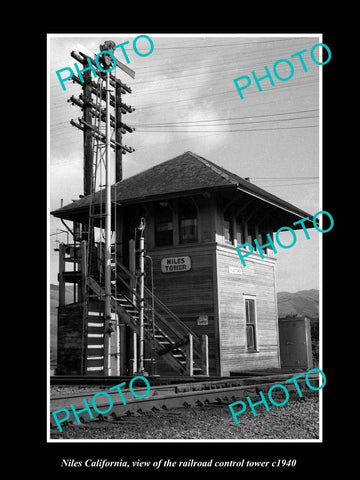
[87,243,208,374]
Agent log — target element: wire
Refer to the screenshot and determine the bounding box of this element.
[135,124,318,133]
[255,182,319,187]
[132,108,319,127]
[135,115,318,129]
[253,176,319,179]
[136,78,319,111]
[133,37,315,74]
[146,37,299,51]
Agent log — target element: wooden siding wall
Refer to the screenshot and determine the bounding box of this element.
[216,245,280,375]
[147,243,219,375]
[57,303,84,374]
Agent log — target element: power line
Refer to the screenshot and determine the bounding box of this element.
[255,182,318,187]
[132,108,319,126]
[251,177,320,183]
[135,124,318,133]
[134,115,318,129]
[147,37,298,50]
[252,175,319,180]
[136,78,319,111]
[133,58,317,88]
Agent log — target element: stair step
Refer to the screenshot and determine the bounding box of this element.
[176,359,202,372]
[87,275,206,376]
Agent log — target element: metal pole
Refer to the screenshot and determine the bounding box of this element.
[104,70,112,376]
[138,218,146,374]
[115,316,120,376]
[129,239,137,374]
[145,255,155,375]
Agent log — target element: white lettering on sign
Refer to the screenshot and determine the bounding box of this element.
[161,256,191,273]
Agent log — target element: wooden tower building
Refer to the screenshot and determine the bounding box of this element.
[51,151,314,377]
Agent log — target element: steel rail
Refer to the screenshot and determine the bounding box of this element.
[50,371,319,430]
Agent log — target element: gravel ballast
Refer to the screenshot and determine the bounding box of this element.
[50,390,320,440]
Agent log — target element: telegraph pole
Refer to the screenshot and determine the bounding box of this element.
[115,83,123,182]
[104,66,112,375]
[68,41,135,376]
[83,70,93,197]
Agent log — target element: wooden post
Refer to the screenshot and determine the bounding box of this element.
[244,220,249,243]
[80,240,87,376]
[232,214,237,247]
[80,240,87,303]
[83,70,93,197]
[58,243,65,306]
[132,333,138,375]
[201,334,209,376]
[115,314,120,376]
[81,69,94,248]
[119,323,127,374]
[104,70,112,377]
[185,333,194,376]
[115,84,123,182]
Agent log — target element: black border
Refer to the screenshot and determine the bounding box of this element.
[29,21,342,476]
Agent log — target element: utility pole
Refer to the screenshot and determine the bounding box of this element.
[83,70,93,197]
[104,58,112,376]
[68,40,135,376]
[115,83,123,183]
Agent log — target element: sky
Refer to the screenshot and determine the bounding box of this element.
[48,33,323,293]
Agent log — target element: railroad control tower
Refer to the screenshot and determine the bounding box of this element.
[51,151,315,377]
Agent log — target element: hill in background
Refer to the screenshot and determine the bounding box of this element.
[277,289,319,319]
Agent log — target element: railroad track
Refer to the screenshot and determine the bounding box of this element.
[50,370,320,431]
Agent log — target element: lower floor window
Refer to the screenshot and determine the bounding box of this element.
[245,297,257,352]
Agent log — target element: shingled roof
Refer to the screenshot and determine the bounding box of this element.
[51,151,313,221]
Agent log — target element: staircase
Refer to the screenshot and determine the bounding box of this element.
[84,306,105,374]
[85,255,208,376]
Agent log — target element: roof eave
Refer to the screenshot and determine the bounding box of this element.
[50,184,236,221]
[235,185,314,222]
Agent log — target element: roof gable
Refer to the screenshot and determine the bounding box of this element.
[113,151,237,199]
[51,151,312,220]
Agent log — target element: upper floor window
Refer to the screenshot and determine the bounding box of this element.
[236,216,245,245]
[179,199,198,244]
[247,222,256,245]
[224,216,233,244]
[155,203,173,246]
[257,229,274,255]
